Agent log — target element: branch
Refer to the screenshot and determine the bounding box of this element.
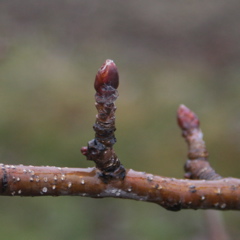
[1,59,240,211]
[1,164,240,211]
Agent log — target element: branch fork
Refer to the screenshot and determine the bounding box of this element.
[0,59,240,211]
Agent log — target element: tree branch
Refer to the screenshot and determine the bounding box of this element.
[1,59,240,211]
[0,164,240,211]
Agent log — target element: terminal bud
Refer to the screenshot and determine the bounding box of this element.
[94,59,119,93]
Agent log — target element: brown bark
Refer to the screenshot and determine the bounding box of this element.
[0,164,240,211]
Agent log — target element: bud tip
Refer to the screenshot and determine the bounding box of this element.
[94,59,119,93]
[177,104,199,130]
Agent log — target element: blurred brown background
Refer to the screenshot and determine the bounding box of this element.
[0,1,240,239]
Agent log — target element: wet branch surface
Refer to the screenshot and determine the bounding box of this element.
[1,60,240,211]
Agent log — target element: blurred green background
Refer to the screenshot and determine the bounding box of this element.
[0,1,240,239]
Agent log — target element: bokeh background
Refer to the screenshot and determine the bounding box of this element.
[0,1,240,239]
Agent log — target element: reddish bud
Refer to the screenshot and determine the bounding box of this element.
[177,104,200,130]
[81,146,88,156]
[94,59,119,93]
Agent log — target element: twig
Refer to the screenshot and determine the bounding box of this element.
[177,105,230,238]
[177,104,221,180]
[81,59,125,182]
[0,59,240,212]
